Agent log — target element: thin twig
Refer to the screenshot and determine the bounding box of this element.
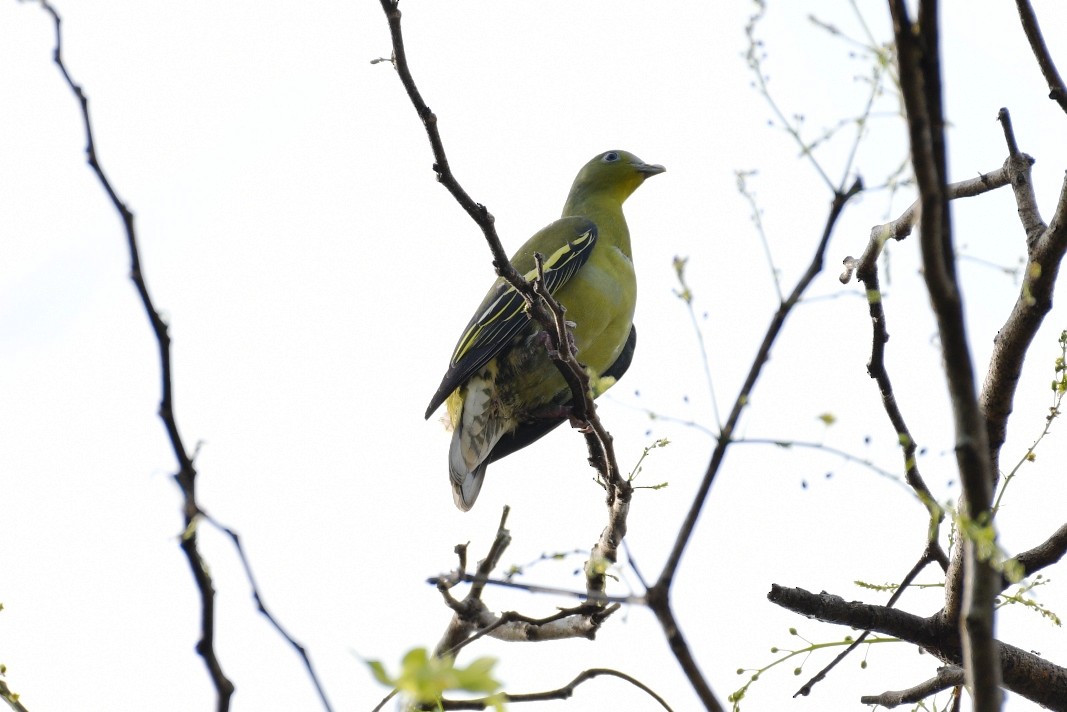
[204,517,334,712]
[36,2,234,708]
[422,668,673,711]
[426,573,645,606]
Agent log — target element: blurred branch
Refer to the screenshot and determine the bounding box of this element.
[422,668,673,711]
[731,437,903,482]
[0,679,29,712]
[1009,521,1067,584]
[890,2,1001,708]
[859,665,964,708]
[767,585,1067,710]
[36,2,234,708]
[427,573,643,606]
[1013,0,1067,114]
[745,0,834,190]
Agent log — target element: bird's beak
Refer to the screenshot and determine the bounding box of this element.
[635,162,666,176]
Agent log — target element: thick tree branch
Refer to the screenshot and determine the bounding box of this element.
[1014,0,1067,114]
[794,539,947,698]
[768,585,1067,710]
[890,2,1001,706]
[37,2,234,708]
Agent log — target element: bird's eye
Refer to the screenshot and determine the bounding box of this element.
[601,152,620,163]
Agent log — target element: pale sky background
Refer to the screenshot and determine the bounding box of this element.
[2,1,1067,711]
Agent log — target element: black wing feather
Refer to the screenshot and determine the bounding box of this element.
[485,323,637,464]
[424,221,598,418]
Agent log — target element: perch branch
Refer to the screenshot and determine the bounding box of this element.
[375,5,631,584]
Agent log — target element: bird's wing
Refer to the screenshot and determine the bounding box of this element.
[484,322,636,464]
[425,218,597,418]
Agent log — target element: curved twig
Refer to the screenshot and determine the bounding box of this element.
[424,667,673,711]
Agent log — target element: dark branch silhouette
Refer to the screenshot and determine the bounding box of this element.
[768,585,1067,710]
[37,4,334,710]
[36,3,233,708]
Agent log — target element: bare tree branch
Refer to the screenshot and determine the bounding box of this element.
[767,585,1067,710]
[839,164,1012,284]
[889,1,1002,706]
[1014,0,1067,114]
[36,2,234,708]
[859,665,965,708]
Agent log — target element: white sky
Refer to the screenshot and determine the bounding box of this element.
[2,1,1066,711]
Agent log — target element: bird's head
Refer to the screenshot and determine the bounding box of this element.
[568,150,666,206]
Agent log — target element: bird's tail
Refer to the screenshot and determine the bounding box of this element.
[449,444,488,511]
[447,379,506,511]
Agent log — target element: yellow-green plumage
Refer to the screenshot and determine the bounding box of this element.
[426,150,664,510]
